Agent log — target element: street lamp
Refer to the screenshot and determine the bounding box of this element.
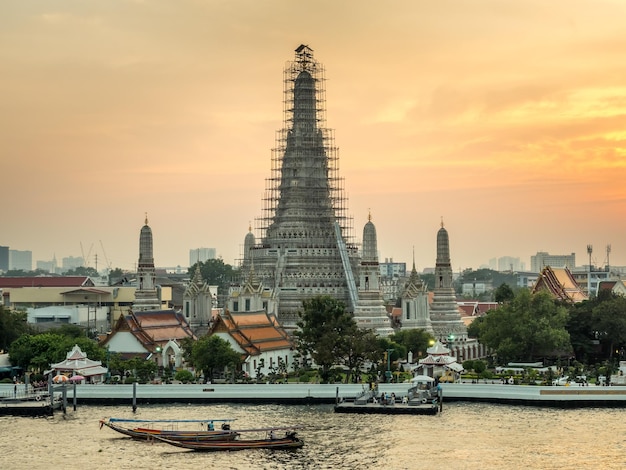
[385,348,394,382]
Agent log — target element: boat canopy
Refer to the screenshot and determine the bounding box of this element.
[411,375,435,383]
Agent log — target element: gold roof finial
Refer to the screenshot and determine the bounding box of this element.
[368,209,372,222]
[249,221,252,232]
[440,216,444,228]
[145,212,149,225]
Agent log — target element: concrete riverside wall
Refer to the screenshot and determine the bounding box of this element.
[3,383,626,407]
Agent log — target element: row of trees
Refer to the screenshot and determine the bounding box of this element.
[469,287,626,366]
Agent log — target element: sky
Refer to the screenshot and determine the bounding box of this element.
[2,0,626,273]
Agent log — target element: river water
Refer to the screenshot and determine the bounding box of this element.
[1,402,624,469]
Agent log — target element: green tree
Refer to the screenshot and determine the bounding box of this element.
[126,356,158,382]
[294,295,357,383]
[8,331,104,373]
[189,335,242,383]
[592,295,626,361]
[390,328,435,361]
[375,337,405,382]
[108,268,126,285]
[475,289,571,364]
[420,273,435,290]
[341,327,379,383]
[567,298,598,363]
[0,306,35,351]
[174,369,195,383]
[62,266,99,277]
[467,315,484,340]
[9,333,63,371]
[189,259,239,307]
[494,283,515,303]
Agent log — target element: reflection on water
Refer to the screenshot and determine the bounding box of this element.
[1,402,625,469]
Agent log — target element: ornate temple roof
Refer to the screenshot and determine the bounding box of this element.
[532,266,587,303]
[48,344,108,377]
[101,309,196,353]
[209,310,293,356]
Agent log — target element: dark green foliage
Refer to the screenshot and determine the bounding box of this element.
[8,333,104,372]
[473,289,571,364]
[188,335,242,382]
[174,369,195,383]
[390,328,435,360]
[294,296,367,383]
[494,283,515,303]
[0,306,35,351]
[62,266,99,277]
[188,259,239,307]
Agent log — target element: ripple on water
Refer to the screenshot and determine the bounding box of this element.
[1,403,625,470]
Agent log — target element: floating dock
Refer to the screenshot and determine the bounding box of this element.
[0,391,62,416]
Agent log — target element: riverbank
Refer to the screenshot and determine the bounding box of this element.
[3,382,625,409]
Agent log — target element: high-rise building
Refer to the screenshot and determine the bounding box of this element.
[0,246,8,272]
[497,256,523,272]
[246,45,388,332]
[379,259,407,279]
[36,259,57,273]
[531,252,575,273]
[61,256,84,271]
[9,249,32,271]
[189,248,216,266]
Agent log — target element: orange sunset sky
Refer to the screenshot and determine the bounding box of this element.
[2,1,625,272]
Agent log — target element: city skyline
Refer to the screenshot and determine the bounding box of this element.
[2,1,625,272]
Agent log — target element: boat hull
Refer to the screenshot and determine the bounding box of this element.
[154,435,304,452]
[334,403,439,415]
[99,420,239,442]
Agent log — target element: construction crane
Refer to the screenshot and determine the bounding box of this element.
[100,240,113,273]
[80,242,94,268]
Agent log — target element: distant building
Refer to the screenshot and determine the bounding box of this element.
[189,247,216,266]
[36,256,58,274]
[571,267,617,297]
[0,246,8,272]
[531,252,575,273]
[515,271,539,289]
[61,256,84,272]
[497,256,523,272]
[379,259,407,279]
[461,281,490,296]
[9,249,32,271]
[0,276,136,331]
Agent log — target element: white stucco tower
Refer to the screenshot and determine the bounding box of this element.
[132,214,161,311]
[353,213,393,335]
[429,219,467,342]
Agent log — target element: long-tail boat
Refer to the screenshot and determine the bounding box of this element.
[99,417,239,442]
[152,427,304,451]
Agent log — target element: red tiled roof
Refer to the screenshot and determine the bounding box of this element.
[598,281,617,291]
[102,309,196,351]
[0,276,93,288]
[209,310,293,356]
